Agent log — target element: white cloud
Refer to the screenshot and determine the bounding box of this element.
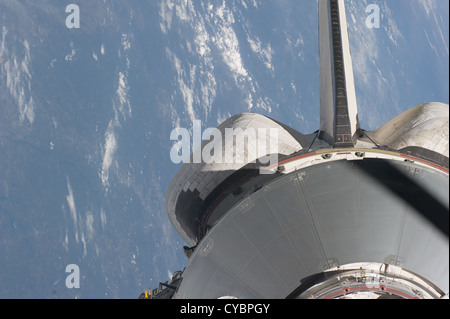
[100,121,117,188]
[115,71,131,121]
[216,24,248,79]
[65,41,77,62]
[99,33,133,190]
[256,96,273,113]
[381,3,404,47]
[100,208,107,229]
[2,31,35,124]
[217,110,231,125]
[165,48,197,123]
[209,2,248,81]
[66,178,79,243]
[247,35,274,72]
[418,0,434,18]
[121,33,131,51]
[80,230,87,257]
[86,212,95,240]
[159,0,175,34]
[63,231,69,252]
[417,0,449,56]
[0,26,6,56]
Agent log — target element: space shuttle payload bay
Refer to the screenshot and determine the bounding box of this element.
[143,0,449,299]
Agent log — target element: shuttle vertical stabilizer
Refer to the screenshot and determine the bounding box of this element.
[319,0,359,147]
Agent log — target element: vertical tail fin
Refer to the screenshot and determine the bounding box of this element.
[319,0,359,147]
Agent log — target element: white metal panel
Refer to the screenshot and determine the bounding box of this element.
[337,0,359,138]
[373,102,449,157]
[166,113,306,245]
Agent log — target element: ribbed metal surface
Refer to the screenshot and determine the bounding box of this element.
[329,0,353,147]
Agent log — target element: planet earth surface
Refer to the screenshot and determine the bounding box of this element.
[0,0,448,298]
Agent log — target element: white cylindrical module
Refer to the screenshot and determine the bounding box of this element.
[372,102,449,158]
[166,113,308,246]
[173,157,449,299]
